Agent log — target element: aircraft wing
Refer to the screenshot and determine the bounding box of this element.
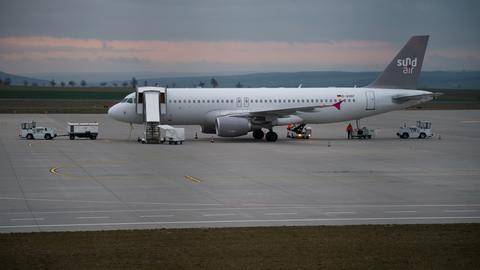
[230,100,344,118]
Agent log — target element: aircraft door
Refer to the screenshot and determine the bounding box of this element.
[244,97,249,107]
[160,92,166,115]
[236,97,242,107]
[365,91,375,110]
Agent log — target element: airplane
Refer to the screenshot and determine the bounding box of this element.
[108,35,435,142]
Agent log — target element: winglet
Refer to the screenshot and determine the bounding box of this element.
[333,100,343,110]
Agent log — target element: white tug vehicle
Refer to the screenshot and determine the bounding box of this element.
[19,121,57,140]
[397,120,433,139]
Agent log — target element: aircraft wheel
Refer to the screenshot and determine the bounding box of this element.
[252,129,264,140]
[265,131,278,142]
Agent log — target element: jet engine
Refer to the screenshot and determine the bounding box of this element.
[215,116,251,137]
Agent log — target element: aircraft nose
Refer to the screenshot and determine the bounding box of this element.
[108,103,122,121]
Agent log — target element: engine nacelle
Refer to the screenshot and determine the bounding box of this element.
[215,117,251,137]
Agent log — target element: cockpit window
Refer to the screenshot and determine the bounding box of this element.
[121,98,128,103]
[126,98,133,103]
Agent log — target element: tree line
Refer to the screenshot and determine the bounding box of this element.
[1,76,246,88]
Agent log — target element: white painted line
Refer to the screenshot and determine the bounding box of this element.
[10,218,44,221]
[325,212,355,215]
[1,216,480,229]
[140,215,173,218]
[75,216,110,219]
[0,196,223,206]
[264,212,297,216]
[444,210,477,213]
[4,203,480,216]
[202,213,236,217]
[384,210,417,214]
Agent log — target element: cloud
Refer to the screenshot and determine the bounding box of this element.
[1,36,479,73]
[0,36,398,73]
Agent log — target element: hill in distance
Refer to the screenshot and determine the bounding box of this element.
[3,70,480,89]
[0,71,48,85]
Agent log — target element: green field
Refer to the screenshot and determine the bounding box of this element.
[1,85,479,113]
[1,224,479,270]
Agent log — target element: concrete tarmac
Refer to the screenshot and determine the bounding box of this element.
[0,110,479,232]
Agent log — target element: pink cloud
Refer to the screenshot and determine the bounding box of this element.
[0,36,394,69]
[0,36,103,49]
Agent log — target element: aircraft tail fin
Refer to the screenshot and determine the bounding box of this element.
[368,35,429,89]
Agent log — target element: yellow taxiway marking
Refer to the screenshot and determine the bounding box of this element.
[49,167,78,178]
[185,175,202,183]
[49,167,63,176]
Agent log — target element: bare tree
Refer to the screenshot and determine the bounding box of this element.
[198,81,206,88]
[100,82,107,86]
[4,77,11,86]
[49,79,56,87]
[24,80,29,87]
[80,80,87,87]
[144,80,148,86]
[236,82,243,88]
[68,80,76,87]
[210,78,219,88]
[131,77,137,88]
[60,81,66,87]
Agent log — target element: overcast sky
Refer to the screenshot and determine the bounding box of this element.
[0,0,479,74]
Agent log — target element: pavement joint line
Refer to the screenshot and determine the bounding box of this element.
[325,212,355,214]
[0,197,222,206]
[264,212,298,215]
[384,210,418,213]
[3,205,480,216]
[75,216,110,219]
[185,175,202,183]
[202,213,237,217]
[1,216,480,229]
[10,218,44,221]
[140,215,174,218]
[444,209,477,213]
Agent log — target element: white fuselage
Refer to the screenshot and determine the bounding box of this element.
[108,87,433,127]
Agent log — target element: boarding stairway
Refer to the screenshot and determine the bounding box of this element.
[139,89,164,144]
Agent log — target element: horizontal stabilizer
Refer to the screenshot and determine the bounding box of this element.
[392,92,440,103]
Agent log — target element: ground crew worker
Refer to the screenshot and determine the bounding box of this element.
[346,123,353,139]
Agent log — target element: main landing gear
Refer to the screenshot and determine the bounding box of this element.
[265,131,278,142]
[252,129,264,140]
[252,129,278,142]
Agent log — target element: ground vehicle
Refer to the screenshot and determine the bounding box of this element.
[287,124,312,139]
[138,125,185,144]
[351,127,375,139]
[397,121,433,139]
[19,121,57,140]
[68,122,99,140]
[159,125,185,144]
